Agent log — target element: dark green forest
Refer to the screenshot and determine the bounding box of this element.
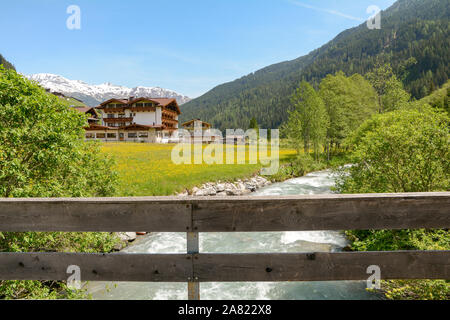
[0,54,15,71]
[180,0,450,131]
[419,79,450,114]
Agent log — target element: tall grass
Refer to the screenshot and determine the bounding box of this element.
[100,143,296,196]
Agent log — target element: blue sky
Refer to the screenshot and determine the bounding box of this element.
[0,0,396,97]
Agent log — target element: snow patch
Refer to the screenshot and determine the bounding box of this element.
[26,73,191,106]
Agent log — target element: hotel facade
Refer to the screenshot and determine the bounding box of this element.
[84,97,181,143]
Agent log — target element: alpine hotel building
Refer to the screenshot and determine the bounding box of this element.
[84,97,181,143]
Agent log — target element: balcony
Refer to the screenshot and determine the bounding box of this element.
[162,109,178,117]
[162,118,178,125]
[102,108,125,113]
[103,117,133,123]
[129,106,156,112]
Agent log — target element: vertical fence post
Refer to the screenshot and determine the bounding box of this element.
[187,231,200,300]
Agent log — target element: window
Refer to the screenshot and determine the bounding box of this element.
[85,133,94,139]
[107,133,116,138]
[128,132,137,138]
[118,113,126,118]
[136,103,144,107]
[139,132,148,138]
[96,133,106,139]
[144,103,153,107]
[107,114,115,118]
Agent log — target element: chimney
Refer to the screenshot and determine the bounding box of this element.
[129,96,134,101]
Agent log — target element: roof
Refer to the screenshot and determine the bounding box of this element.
[182,119,212,127]
[97,98,129,107]
[71,106,97,115]
[97,97,181,114]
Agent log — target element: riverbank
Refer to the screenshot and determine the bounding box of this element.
[112,154,351,263]
[100,143,297,197]
[113,155,349,256]
[175,153,350,197]
[176,175,272,197]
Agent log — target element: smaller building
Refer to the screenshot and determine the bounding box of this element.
[181,119,211,132]
[71,106,100,124]
[181,119,220,143]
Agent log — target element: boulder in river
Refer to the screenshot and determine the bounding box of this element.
[117,232,137,242]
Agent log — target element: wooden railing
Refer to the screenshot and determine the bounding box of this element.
[0,193,449,300]
[103,117,133,123]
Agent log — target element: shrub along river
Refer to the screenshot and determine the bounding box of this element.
[87,170,382,300]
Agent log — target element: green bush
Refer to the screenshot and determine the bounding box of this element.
[336,105,450,300]
[0,66,120,299]
[271,154,322,181]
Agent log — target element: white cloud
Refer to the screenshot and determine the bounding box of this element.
[288,0,365,22]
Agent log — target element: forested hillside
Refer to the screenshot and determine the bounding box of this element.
[181,0,449,131]
[0,54,15,71]
[420,80,450,115]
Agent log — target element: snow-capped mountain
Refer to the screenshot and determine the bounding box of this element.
[27,73,191,106]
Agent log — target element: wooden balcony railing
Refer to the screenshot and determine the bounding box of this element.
[103,117,133,123]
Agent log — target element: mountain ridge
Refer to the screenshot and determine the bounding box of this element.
[27,73,191,106]
[180,0,450,131]
[0,54,15,71]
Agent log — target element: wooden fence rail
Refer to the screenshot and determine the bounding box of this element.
[0,193,449,300]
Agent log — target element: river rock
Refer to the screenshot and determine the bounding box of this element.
[117,232,137,242]
[194,187,216,196]
[185,174,272,197]
[237,182,247,191]
[226,189,243,196]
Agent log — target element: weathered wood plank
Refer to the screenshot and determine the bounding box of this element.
[0,251,448,282]
[192,193,450,232]
[187,232,200,300]
[0,193,448,232]
[0,253,192,282]
[0,199,192,232]
[193,251,450,282]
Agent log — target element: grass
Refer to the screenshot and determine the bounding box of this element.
[100,142,296,196]
[56,95,87,107]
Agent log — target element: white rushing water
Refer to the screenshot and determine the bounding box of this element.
[87,170,381,300]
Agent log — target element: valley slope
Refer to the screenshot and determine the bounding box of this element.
[180,0,450,131]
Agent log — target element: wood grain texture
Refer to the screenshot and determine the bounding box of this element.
[1,251,447,282]
[193,251,450,282]
[0,193,448,232]
[192,193,450,232]
[0,198,192,232]
[0,253,192,282]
